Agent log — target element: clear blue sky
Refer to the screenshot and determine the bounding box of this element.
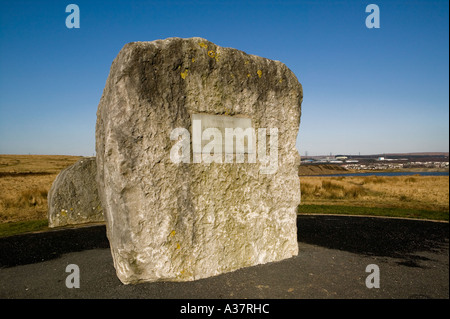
[0,0,448,156]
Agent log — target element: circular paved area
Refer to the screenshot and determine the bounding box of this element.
[0,215,448,299]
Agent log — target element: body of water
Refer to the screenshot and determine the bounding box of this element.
[309,171,449,177]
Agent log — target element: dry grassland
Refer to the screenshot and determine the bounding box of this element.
[300,175,449,213]
[0,155,81,223]
[1,155,448,225]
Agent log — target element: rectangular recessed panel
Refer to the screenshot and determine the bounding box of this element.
[191,114,254,154]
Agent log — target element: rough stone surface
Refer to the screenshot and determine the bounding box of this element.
[48,157,104,228]
[96,37,302,284]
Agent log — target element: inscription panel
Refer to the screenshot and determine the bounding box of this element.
[191,114,254,154]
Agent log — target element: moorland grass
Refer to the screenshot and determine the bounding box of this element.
[297,204,448,221]
[299,175,449,221]
[0,219,48,238]
[0,155,448,237]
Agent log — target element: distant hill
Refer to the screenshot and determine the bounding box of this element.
[298,164,348,176]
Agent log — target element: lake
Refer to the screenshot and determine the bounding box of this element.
[308,171,449,177]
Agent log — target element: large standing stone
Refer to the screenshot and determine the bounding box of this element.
[96,37,302,284]
[48,157,104,228]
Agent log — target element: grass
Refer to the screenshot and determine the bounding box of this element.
[0,155,448,237]
[0,155,81,224]
[0,174,58,223]
[299,175,449,221]
[0,219,49,238]
[2,188,49,209]
[0,154,82,174]
[297,204,449,221]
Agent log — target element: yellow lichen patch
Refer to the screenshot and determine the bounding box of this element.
[176,243,181,249]
[180,69,188,79]
[257,70,262,78]
[214,53,220,62]
[279,78,283,83]
[247,73,251,78]
[177,269,186,279]
[191,57,195,63]
[244,60,249,65]
[170,230,176,237]
[198,42,208,49]
[207,50,216,58]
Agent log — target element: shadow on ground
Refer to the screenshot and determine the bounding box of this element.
[297,215,449,267]
[1,215,448,268]
[0,225,109,268]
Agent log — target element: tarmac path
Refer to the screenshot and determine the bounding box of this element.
[0,215,448,299]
